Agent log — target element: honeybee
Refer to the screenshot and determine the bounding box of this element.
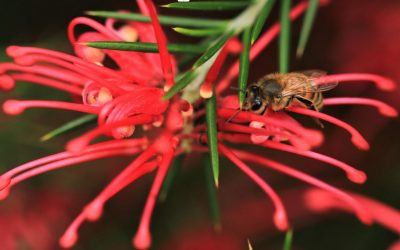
[242,70,338,115]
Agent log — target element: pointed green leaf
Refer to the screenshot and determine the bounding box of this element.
[163,1,250,11]
[173,27,224,37]
[86,11,229,28]
[158,154,184,202]
[205,86,219,187]
[251,0,276,44]
[193,32,232,68]
[238,27,252,108]
[296,0,319,58]
[163,71,197,100]
[83,41,206,54]
[40,114,96,141]
[178,37,217,70]
[279,0,291,73]
[283,229,293,250]
[204,154,221,230]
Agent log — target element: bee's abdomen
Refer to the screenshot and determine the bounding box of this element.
[311,92,324,111]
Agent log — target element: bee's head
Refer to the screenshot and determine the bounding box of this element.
[243,85,267,114]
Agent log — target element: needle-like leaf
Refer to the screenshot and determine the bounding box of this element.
[83,41,206,54]
[279,0,291,73]
[296,0,319,58]
[238,27,252,108]
[173,27,224,37]
[205,86,219,187]
[40,114,96,141]
[163,1,250,11]
[193,32,232,68]
[251,0,276,44]
[163,71,197,100]
[204,154,221,230]
[283,229,294,250]
[86,11,229,28]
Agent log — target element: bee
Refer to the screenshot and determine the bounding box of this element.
[241,70,338,126]
[243,70,337,113]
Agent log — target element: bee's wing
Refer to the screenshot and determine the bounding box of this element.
[301,69,338,92]
[281,70,337,97]
[298,69,327,78]
[311,81,338,92]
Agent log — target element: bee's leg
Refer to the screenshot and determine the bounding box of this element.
[294,96,324,128]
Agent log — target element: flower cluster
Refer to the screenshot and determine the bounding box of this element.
[0,0,399,249]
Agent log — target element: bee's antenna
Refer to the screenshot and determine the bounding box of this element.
[230,86,246,93]
[225,108,241,123]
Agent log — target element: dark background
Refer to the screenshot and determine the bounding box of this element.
[1,0,400,249]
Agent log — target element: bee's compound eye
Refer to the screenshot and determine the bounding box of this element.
[251,101,262,111]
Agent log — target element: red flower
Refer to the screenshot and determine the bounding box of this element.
[0,0,399,249]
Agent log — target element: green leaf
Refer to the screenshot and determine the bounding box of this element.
[86,11,229,28]
[204,154,221,230]
[283,229,293,250]
[83,41,206,54]
[178,37,218,70]
[173,27,224,37]
[40,114,96,141]
[251,0,276,44]
[205,86,219,187]
[279,0,291,73]
[158,154,184,202]
[238,27,252,108]
[296,0,319,58]
[193,32,232,68]
[163,71,197,100]
[163,1,250,11]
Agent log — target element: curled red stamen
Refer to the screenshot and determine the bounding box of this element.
[316,73,396,91]
[219,133,366,184]
[66,114,157,152]
[304,189,400,234]
[5,148,141,195]
[0,63,87,85]
[219,122,310,150]
[0,140,148,195]
[59,214,84,249]
[3,99,99,115]
[218,108,323,147]
[142,0,175,91]
[233,149,372,225]
[9,73,82,95]
[133,147,175,249]
[6,46,127,81]
[219,144,289,231]
[60,147,157,248]
[0,75,16,91]
[288,106,369,150]
[260,140,367,184]
[324,97,398,117]
[13,54,124,94]
[68,17,120,44]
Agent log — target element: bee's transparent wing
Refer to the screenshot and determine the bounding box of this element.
[312,81,338,92]
[299,69,327,78]
[282,70,337,97]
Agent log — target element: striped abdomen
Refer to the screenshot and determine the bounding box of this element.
[302,82,324,111]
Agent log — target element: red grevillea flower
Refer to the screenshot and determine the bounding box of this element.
[0,0,399,249]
